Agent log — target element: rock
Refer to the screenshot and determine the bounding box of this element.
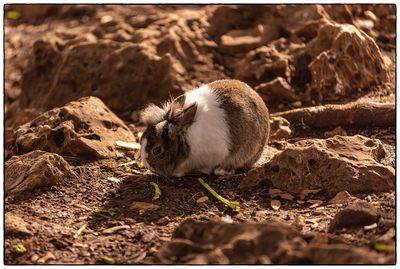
[375,228,395,244]
[264,135,394,196]
[219,25,279,55]
[5,150,75,195]
[234,45,293,87]
[237,166,266,189]
[20,40,183,114]
[129,202,160,214]
[324,126,347,138]
[329,190,352,204]
[329,201,379,231]
[255,77,300,104]
[305,22,392,102]
[5,212,31,235]
[156,218,388,264]
[220,29,262,55]
[5,5,95,24]
[305,243,386,264]
[157,218,300,264]
[269,116,292,142]
[13,96,135,159]
[37,251,56,264]
[292,215,306,229]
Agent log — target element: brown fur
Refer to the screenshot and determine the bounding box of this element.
[209,79,270,170]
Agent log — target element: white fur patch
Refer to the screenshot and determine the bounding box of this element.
[140,137,152,171]
[173,85,230,176]
[141,104,165,125]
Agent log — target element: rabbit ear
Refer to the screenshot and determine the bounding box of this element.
[166,94,186,119]
[173,94,186,107]
[173,102,198,132]
[140,104,165,125]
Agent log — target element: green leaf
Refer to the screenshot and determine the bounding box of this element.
[73,215,88,222]
[93,207,119,217]
[374,244,395,252]
[6,10,21,20]
[198,178,240,212]
[122,164,131,173]
[291,101,302,108]
[101,255,117,264]
[13,243,27,254]
[150,182,161,201]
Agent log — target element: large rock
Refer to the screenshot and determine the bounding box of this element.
[234,44,296,87]
[20,39,183,114]
[329,201,379,231]
[264,135,394,196]
[13,96,135,159]
[157,219,389,264]
[304,243,386,264]
[157,219,301,264]
[305,22,392,102]
[5,150,75,195]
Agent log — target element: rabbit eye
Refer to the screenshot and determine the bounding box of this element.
[152,146,163,156]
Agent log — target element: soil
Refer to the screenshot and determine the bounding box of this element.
[4,4,396,265]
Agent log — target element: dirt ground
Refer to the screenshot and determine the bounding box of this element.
[4,4,396,264]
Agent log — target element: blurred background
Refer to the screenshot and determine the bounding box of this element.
[5,4,395,118]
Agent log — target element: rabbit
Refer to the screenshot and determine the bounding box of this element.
[140,79,270,178]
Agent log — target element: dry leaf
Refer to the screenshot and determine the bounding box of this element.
[107,176,122,183]
[280,192,295,201]
[115,140,141,150]
[271,200,281,210]
[196,196,209,204]
[306,217,322,224]
[132,251,147,263]
[73,224,87,239]
[307,199,323,209]
[269,188,283,197]
[102,225,130,234]
[364,223,378,230]
[300,189,322,196]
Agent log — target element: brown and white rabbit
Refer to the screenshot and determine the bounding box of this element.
[140,79,270,177]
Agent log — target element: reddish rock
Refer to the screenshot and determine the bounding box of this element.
[264,135,394,196]
[255,77,300,103]
[14,96,135,159]
[157,219,388,264]
[305,22,392,102]
[269,116,292,142]
[5,150,75,195]
[20,40,183,115]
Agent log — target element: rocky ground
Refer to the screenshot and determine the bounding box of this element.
[4,4,396,264]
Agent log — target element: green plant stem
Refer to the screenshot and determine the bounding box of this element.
[198,178,240,212]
